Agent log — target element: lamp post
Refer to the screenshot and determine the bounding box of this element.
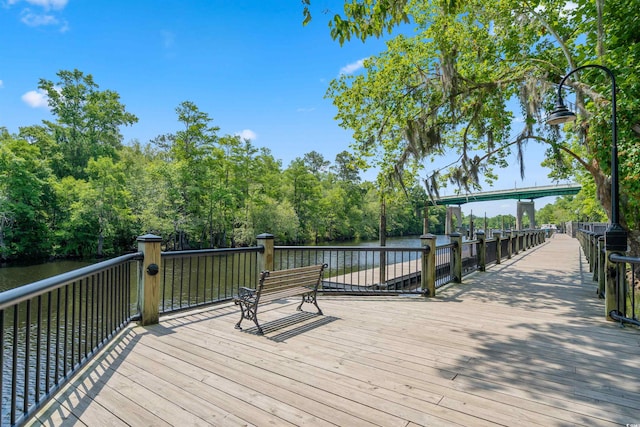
[546,64,627,252]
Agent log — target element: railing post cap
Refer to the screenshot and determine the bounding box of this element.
[256,233,274,240]
[137,234,162,242]
[449,232,462,237]
[420,233,437,239]
[476,230,485,236]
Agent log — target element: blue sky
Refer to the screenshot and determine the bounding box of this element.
[0,0,564,219]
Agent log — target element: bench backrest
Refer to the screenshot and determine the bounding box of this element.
[258,264,327,297]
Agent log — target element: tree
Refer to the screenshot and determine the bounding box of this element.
[283,158,323,242]
[303,151,330,176]
[311,0,640,249]
[160,101,221,249]
[0,129,53,259]
[36,69,138,179]
[85,157,135,256]
[332,150,362,183]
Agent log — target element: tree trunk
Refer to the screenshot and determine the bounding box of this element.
[97,232,104,257]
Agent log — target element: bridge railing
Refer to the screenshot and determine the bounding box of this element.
[577,229,640,326]
[0,229,547,425]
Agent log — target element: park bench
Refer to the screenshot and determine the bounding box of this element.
[233,264,327,335]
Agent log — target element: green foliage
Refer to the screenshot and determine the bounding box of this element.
[320,0,640,246]
[10,64,608,261]
[36,69,138,179]
[0,130,53,259]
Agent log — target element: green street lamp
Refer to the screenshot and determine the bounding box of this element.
[546,64,627,252]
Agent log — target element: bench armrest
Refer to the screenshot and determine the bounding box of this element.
[235,287,257,303]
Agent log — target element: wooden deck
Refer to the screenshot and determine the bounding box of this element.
[29,234,640,426]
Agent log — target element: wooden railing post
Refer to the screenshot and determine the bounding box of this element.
[505,231,512,259]
[591,234,599,281]
[137,234,162,326]
[421,234,437,297]
[597,235,605,298]
[494,231,502,264]
[450,232,462,283]
[476,230,486,272]
[257,233,274,272]
[586,232,595,273]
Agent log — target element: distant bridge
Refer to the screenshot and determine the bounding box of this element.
[431,183,582,206]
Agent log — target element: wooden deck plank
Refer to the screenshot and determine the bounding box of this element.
[152,320,458,427]
[133,334,384,427]
[259,313,609,426]
[27,234,640,427]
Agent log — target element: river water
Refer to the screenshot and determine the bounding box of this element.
[0,259,93,293]
[0,235,451,293]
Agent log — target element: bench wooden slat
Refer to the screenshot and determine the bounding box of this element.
[259,288,313,303]
[262,279,320,290]
[233,264,327,335]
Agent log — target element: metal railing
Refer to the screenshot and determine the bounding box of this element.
[608,253,640,326]
[577,229,640,326]
[0,229,547,425]
[462,240,479,276]
[0,253,141,426]
[500,238,510,260]
[160,247,261,313]
[435,244,454,288]
[486,238,498,265]
[274,245,429,294]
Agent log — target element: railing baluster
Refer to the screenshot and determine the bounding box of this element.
[35,296,42,403]
[23,300,31,415]
[0,309,3,427]
[11,306,18,425]
[71,282,76,370]
[45,292,52,395]
[54,288,61,385]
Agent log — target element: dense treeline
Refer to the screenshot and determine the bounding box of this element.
[0,70,446,261]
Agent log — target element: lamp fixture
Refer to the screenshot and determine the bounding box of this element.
[546,64,626,252]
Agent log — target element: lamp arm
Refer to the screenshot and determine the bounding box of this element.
[555,64,616,106]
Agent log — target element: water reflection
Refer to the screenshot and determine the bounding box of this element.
[0,260,92,292]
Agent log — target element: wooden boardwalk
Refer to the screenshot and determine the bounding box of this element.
[29,234,640,426]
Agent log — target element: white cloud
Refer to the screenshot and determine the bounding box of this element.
[8,0,68,10]
[339,58,366,75]
[21,9,59,27]
[0,80,4,89]
[236,129,257,141]
[21,89,49,108]
[9,0,69,31]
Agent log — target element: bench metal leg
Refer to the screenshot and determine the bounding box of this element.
[234,300,246,330]
[234,300,264,334]
[297,292,323,315]
[253,319,264,335]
